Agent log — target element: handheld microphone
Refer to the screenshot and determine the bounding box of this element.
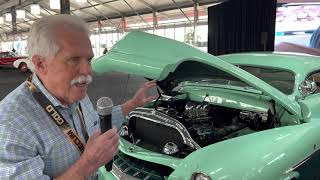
[97,97,113,133]
[97,97,113,171]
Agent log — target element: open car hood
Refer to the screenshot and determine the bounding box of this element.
[92,31,301,117]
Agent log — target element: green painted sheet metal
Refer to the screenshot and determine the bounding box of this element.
[118,138,182,169]
[92,31,301,120]
[169,121,320,179]
[99,121,320,179]
[178,85,271,112]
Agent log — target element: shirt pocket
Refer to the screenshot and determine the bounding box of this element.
[83,110,100,136]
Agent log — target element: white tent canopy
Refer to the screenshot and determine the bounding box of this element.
[0,0,219,36]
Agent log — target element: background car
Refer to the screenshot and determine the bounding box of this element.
[0,51,28,69]
[275,42,320,56]
[92,32,320,180]
[13,58,33,73]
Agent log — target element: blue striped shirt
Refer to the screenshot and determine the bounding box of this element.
[0,75,125,179]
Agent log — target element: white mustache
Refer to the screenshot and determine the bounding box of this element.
[70,75,92,86]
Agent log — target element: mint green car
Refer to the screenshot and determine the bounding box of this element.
[92,31,320,180]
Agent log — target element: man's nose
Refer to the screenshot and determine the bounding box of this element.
[79,59,92,75]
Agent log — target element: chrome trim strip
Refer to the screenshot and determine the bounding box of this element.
[132,167,144,177]
[111,164,139,180]
[285,147,320,174]
[129,107,201,149]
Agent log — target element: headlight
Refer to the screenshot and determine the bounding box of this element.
[191,172,212,180]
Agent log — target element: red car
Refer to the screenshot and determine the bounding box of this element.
[0,51,28,68]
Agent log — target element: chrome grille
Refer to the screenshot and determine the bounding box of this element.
[111,152,173,180]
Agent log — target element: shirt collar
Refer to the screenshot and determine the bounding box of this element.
[32,74,80,110]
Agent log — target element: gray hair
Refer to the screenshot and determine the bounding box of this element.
[27,14,89,60]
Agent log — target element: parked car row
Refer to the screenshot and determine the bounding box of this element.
[0,51,33,72]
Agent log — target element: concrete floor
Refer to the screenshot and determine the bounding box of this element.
[0,68,157,107]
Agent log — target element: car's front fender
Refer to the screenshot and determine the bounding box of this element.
[169,122,320,180]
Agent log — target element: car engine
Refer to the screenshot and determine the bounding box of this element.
[121,96,278,157]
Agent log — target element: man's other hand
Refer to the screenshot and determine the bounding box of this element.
[122,80,157,115]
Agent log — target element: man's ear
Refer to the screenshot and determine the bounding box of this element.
[32,55,47,74]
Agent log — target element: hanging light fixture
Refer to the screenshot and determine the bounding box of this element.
[16,10,26,19]
[30,4,41,15]
[50,0,60,9]
[5,13,12,21]
[0,17,4,24]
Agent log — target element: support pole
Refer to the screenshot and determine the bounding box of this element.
[193,0,198,46]
[98,18,102,55]
[60,0,70,14]
[120,16,126,34]
[152,10,158,34]
[11,6,17,34]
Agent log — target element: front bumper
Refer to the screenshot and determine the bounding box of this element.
[99,151,172,180]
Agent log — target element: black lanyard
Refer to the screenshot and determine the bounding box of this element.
[26,76,86,154]
[76,104,89,142]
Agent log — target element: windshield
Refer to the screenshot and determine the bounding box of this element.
[9,52,17,57]
[239,66,295,94]
[186,66,295,94]
[166,61,295,95]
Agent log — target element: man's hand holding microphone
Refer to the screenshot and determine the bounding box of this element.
[74,81,157,178]
[77,97,117,177]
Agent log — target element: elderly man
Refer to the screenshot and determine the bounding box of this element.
[0,15,156,179]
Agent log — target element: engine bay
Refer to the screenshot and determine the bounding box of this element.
[122,96,279,157]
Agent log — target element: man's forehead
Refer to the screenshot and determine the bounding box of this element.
[54,25,88,38]
[55,29,90,47]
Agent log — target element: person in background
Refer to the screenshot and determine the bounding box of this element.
[0,14,156,179]
[103,47,108,54]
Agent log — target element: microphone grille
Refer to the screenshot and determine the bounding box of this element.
[97,97,113,115]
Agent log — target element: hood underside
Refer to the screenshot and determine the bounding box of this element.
[92,31,301,118]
